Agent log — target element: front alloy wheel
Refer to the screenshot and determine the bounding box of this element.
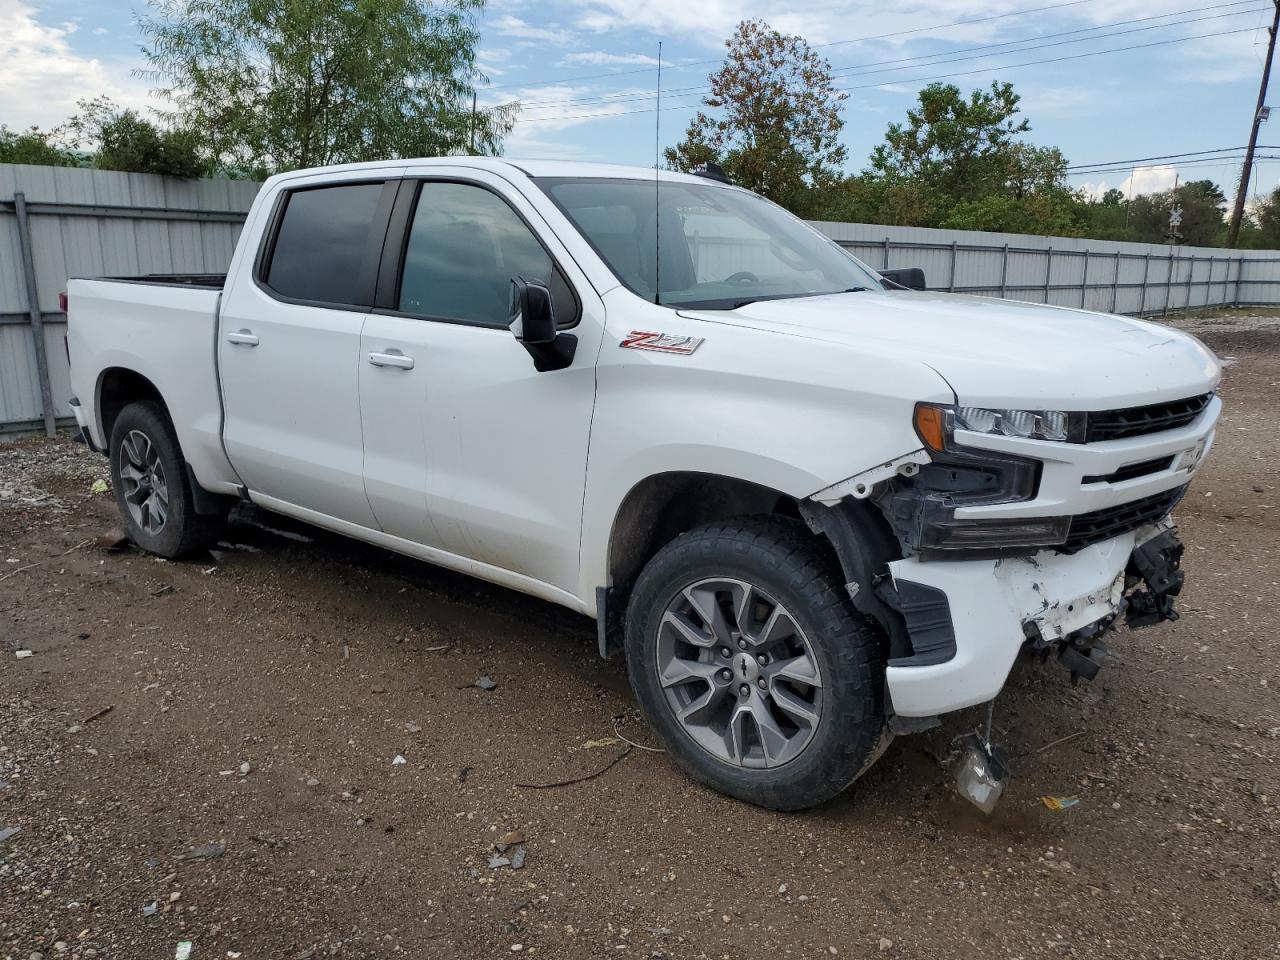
[657,578,823,768]
[625,517,888,811]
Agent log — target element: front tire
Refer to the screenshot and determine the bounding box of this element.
[624,517,887,811]
[108,401,223,558]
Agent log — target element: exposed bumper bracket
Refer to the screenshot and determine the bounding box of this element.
[1125,528,1185,628]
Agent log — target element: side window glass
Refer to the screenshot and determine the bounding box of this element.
[399,182,570,328]
[265,183,384,305]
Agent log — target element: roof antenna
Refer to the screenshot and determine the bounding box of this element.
[654,40,662,306]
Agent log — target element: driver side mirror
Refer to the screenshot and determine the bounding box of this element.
[879,267,926,291]
[509,277,577,372]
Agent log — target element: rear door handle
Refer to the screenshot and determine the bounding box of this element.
[226,330,259,346]
[368,351,414,370]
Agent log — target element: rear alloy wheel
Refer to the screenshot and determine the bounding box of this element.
[625,517,888,811]
[117,428,170,536]
[108,401,224,558]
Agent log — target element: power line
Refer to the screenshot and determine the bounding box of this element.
[1066,146,1280,171]
[510,1,1264,112]
[515,24,1261,124]
[486,0,1105,92]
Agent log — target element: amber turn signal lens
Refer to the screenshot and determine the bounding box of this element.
[913,403,948,453]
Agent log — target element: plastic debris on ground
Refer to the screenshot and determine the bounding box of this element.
[143,901,158,916]
[392,755,407,765]
[1040,795,1081,811]
[0,826,20,843]
[90,479,109,494]
[14,650,34,659]
[175,942,194,960]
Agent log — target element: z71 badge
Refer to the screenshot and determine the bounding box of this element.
[620,330,705,355]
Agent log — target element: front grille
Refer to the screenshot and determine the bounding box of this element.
[1061,484,1187,553]
[1084,393,1212,443]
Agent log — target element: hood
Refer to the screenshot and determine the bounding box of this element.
[680,290,1221,410]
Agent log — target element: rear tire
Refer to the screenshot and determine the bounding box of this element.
[108,401,224,558]
[624,516,887,811]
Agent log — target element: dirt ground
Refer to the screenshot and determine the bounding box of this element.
[2,311,1278,960]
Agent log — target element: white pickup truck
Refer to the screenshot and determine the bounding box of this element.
[65,157,1221,810]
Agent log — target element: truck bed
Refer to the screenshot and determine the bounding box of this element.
[66,275,242,497]
[97,273,227,289]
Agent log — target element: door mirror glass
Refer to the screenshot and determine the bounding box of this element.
[509,277,557,345]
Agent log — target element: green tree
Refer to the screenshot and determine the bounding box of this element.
[62,96,209,178]
[1078,188,1133,241]
[665,19,848,213]
[1127,180,1226,246]
[0,125,80,167]
[137,0,513,175]
[845,81,1079,232]
[1247,185,1280,248]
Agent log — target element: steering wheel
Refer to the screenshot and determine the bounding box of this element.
[725,271,761,284]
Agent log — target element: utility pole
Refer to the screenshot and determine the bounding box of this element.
[1227,0,1280,247]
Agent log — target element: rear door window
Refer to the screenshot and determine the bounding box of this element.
[264,182,386,306]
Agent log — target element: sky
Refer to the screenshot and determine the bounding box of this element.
[3,0,1280,202]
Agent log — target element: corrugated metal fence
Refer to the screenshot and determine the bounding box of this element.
[810,220,1280,316]
[0,164,258,437]
[3,162,1280,436]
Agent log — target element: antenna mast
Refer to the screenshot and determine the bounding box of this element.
[654,41,662,305]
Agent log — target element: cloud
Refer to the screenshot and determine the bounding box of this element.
[0,0,154,130]
[559,51,660,66]
[1080,164,1180,200]
[491,15,576,45]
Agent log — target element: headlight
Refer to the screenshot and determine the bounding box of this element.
[915,403,1085,451]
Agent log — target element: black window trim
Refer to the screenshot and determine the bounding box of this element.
[371,175,582,331]
[254,178,399,313]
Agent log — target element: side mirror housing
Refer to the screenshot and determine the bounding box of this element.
[509,277,576,372]
[879,267,926,291]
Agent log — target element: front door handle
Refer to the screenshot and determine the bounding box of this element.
[368,351,414,370]
[226,329,259,346]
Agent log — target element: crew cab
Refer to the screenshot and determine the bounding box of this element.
[65,158,1221,810]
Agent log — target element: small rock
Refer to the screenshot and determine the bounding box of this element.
[879,938,894,952]
[404,721,422,734]
[496,830,526,850]
[392,755,407,765]
[169,891,182,903]
[489,853,512,869]
[778,883,787,894]
[0,826,21,843]
[474,676,497,691]
[238,762,251,776]
[306,778,320,788]
[510,846,527,870]
[178,843,225,860]
[142,902,158,917]
[510,946,523,953]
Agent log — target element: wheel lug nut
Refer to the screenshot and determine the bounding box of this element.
[738,684,750,697]
[737,639,748,650]
[719,647,731,658]
[756,654,768,666]
[719,669,732,682]
[757,678,766,690]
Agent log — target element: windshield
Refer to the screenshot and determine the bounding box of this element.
[535,177,885,309]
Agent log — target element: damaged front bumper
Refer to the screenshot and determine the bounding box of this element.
[886,520,1184,718]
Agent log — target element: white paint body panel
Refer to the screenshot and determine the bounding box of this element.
[66,157,1224,718]
[887,533,1137,717]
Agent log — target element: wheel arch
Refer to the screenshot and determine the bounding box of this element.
[97,366,167,443]
[596,471,803,656]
